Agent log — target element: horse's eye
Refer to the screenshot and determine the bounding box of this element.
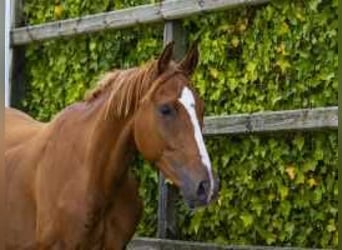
[159,104,173,116]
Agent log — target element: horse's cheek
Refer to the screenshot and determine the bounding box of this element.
[134,109,162,161]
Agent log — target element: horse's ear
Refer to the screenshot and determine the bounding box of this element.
[157,41,174,74]
[179,41,199,76]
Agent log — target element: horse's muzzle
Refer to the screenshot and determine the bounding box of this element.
[181,175,220,209]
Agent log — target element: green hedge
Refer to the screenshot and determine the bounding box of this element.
[20,0,337,248]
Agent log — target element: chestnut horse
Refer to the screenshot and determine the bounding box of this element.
[4,42,219,249]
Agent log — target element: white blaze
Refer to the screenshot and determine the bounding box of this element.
[178,87,214,202]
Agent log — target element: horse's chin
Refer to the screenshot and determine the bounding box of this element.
[185,199,208,210]
[183,194,218,210]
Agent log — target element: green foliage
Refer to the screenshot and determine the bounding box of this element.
[21,0,337,248]
[177,132,337,247]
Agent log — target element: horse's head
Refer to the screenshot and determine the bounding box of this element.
[133,42,219,208]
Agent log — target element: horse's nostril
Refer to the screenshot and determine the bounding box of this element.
[197,180,210,201]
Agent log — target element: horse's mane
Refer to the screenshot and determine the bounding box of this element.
[85,60,164,119]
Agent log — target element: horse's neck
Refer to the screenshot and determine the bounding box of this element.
[84,96,136,203]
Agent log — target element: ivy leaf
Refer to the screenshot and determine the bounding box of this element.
[295,171,305,184]
[279,200,291,218]
[231,36,240,48]
[313,188,323,204]
[209,67,219,79]
[302,160,317,173]
[246,61,257,73]
[285,166,296,180]
[190,210,204,234]
[293,136,305,151]
[314,148,324,160]
[307,178,318,188]
[240,213,254,227]
[279,186,289,200]
[276,58,290,73]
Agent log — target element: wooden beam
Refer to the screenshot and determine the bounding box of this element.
[11,0,269,46]
[128,237,326,250]
[203,106,338,136]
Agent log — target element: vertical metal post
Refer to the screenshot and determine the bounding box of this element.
[157,20,187,239]
[8,0,26,108]
[4,0,12,106]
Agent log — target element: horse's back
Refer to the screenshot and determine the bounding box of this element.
[5,107,45,150]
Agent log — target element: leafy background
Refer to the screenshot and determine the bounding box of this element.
[17,0,337,248]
